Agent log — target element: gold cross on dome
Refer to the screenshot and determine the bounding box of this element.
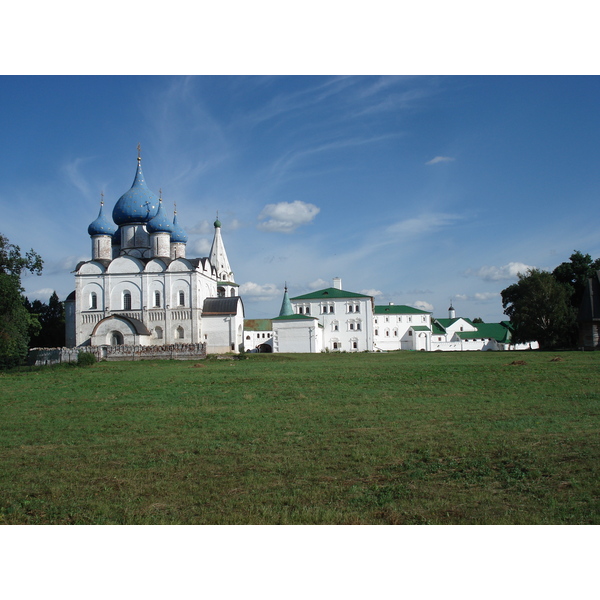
[137,143,141,159]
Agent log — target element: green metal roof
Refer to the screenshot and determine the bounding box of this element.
[244,319,272,331]
[375,304,430,315]
[411,325,431,332]
[432,322,446,335]
[457,323,512,343]
[291,287,371,300]
[278,287,294,317]
[271,314,318,322]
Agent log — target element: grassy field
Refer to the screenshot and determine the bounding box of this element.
[1,350,598,524]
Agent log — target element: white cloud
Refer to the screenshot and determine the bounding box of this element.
[27,288,56,301]
[238,282,281,302]
[257,201,320,233]
[426,156,455,165]
[465,262,534,282]
[191,238,212,255]
[361,289,383,297]
[387,213,461,236]
[308,278,329,290]
[413,300,434,312]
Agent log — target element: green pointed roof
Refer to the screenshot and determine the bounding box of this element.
[279,286,294,317]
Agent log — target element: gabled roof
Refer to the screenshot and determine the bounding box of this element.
[202,296,243,315]
[244,319,273,332]
[432,322,446,335]
[411,326,431,332]
[435,317,475,328]
[457,323,511,343]
[291,287,371,300]
[375,304,430,315]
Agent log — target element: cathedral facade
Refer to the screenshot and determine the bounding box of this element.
[65,153,244,353]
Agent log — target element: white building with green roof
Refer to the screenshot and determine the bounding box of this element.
[373,304,432,351]
[290,278,374,352]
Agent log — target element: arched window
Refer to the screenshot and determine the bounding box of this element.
[111,331,123,346]
[176,326,184,339]
[155,326,163,340]
[217,287,225,298]
[230,288,235,297]
[178,291,185,306]
[123,292,132,311]
[154,291,161,308]
[90,292,97,310]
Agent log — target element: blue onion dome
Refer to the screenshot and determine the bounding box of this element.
[112,157,160,225]
[147,199,175,234]
[171,211,188,243]
[88,201,117,236]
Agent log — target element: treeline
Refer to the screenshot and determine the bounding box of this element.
[0,232,65,368]
[501,251,600,349]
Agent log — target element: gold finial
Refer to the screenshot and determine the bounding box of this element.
[100,191,104,206]
[159,188,162,201]
[137,143,141,160]
[174,201,177,215]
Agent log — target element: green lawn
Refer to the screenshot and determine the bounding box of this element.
[1,350,598,524]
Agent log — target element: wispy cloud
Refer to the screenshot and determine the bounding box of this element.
[190,239,211,255]
[361,289,383,297]
[464,262,534,282]
[257,201,320,233]
[426,156,455,165]
[455,292,499,302]
[387,213,462,236]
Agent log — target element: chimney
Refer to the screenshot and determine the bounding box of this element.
[333,277,342,290]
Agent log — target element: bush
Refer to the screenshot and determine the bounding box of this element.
[77,351,96,367]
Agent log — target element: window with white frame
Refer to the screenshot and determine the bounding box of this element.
[90,292,97,310]
[179,291,185,306]
[123,291,132,310]
[154,290,161,308]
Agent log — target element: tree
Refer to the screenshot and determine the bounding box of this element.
[0,234,43,368]
[26,291,65,348]
[501,268,575,350]
[552,251,600,311]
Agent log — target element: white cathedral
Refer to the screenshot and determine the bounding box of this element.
[65,152,245,353]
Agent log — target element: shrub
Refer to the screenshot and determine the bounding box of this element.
[77,351,96,367]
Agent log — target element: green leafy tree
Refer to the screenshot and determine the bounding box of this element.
[501,268,575,349]
[26,291,65,348]
[0,234,43,368]
[552,251,600,311]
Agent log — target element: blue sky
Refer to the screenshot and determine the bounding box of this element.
[2,75,599,322]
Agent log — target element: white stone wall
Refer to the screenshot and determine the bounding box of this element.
[202,300,245,353]
[272,319,322,353]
